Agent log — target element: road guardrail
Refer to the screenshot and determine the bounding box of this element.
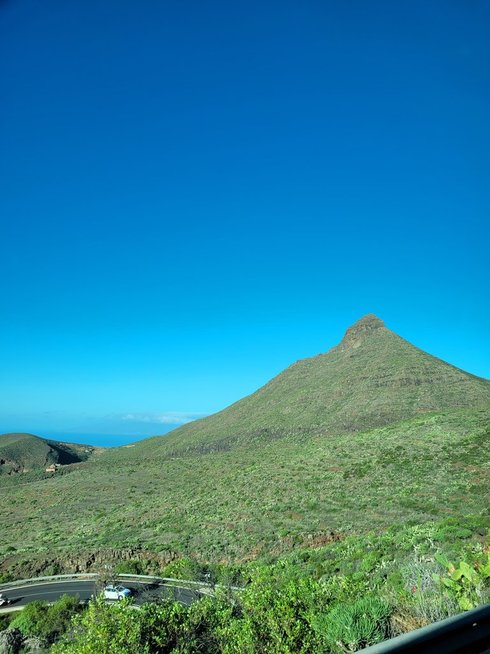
[0,573,99,591]
[117,573,242,591]
[0,572,242,593]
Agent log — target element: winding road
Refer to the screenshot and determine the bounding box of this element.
[0,578,202,612]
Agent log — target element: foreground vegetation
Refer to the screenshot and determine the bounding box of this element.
[1,518,489,653]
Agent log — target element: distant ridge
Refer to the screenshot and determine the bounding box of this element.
[144,314,490,453]
[0,432,97,475]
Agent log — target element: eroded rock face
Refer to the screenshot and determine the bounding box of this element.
[0,459,22,475]
[61,547,178,573]
[336,314,387,351]
[21,636,47,653]
[1,547,178,579]
[0,628,23,654]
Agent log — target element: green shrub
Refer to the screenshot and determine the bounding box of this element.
[52,595,228,654]
[435,552,490,610]
[399,554,458,624]
[161,557,201,580]
[315,596,392,653]
[10,600,48,637]
[434,526,473,543]
[229,562,327,653]
[114,559,145,575]
[52,596,147,654]
[10,594,80,643]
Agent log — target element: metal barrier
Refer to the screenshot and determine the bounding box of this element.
[0,573,98,591]
[360,603,490,654]
[117,574,242,591]
[0,572,240,592]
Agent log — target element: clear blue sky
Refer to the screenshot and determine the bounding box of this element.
[1,0,489,444]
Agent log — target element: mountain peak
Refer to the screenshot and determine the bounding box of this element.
[349,314,385,331]
[338,314,387,350]
[333,313,389,351]
[154,314,490,453]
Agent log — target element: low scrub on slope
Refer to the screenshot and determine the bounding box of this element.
[1,406,488,575]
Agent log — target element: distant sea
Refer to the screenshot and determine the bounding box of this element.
[42,432,156,448]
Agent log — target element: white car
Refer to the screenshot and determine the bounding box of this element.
[103,584,132,600]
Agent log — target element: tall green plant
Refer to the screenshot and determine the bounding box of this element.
[314,596,392,653]
[435,552,490,610]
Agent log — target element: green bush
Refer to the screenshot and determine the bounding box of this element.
[435,552,490,610]
[10,594,80,643]
[434,526,473,543]
[52,596,147,654]
[52,564,327,654]
[10,600,48,637]
[161,557,201,580]
[226,562,327,654]
[51,595,229,654]
[315,596,392,653]
[114,559,145,575]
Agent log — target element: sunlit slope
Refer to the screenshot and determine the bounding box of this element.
[2,405,489,562]
[2,315,489,568]
[135,315,490,455]
[0,432,95,475]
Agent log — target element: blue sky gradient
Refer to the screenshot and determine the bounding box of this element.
[1,1,489,444]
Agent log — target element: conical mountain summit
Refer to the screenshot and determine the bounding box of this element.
[335,313,386,350]
[154,315,490,453]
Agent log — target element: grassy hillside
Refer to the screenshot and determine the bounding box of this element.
[141,315,490,457]
[1,405,488,575]
[0,315,488,578]
[0,433,98,475]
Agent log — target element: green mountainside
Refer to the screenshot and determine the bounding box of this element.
[133,314,490,457]
[0,432,97,475]
[0,315,489,578]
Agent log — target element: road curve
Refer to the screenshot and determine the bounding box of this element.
[0,579,201,612]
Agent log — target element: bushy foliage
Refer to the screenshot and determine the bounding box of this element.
[48,530,490,654]
[216,563,327,654]
[435,551,490,610]
[51,596,147,654]
[47,518,490,652]
[114,559,145,575]
[9,594,80,643]
[51,595,232,654]
[314,596,392,653]
[397,553,458,625]
[51,563,392,654]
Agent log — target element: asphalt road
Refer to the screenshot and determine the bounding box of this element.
[0,579,201,611]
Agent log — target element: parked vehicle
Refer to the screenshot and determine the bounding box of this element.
[103,585,131,600]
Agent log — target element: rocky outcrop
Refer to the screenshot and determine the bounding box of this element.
[1,547,179,579]
[0,631,46,654]
[20,636,47,653]
[0,629,22,654]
